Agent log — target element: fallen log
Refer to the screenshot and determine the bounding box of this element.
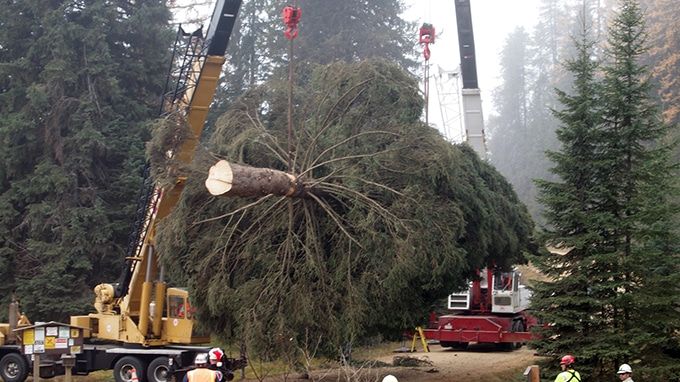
[205,160,308,197]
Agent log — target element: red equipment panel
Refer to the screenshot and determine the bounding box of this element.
[423,314,534,344]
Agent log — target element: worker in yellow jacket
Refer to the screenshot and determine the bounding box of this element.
[554,355,581,382]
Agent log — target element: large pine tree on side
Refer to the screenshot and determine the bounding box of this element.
[0,1,172,320]
[532,19,606,376]
[533,1,680,379]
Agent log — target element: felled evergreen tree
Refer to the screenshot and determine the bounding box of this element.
[533,1,680,379]
[0,1,172,320]
[156,60,534,359]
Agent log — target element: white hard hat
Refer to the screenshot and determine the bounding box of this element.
[382,375,398,382]
[617,364,632,374]
[195,353,209,365]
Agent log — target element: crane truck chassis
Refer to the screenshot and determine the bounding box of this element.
[0,335,243,382]
[1,1,245,381]
[0,299,245,382]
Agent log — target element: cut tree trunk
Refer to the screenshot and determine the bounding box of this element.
[205,160,308,197]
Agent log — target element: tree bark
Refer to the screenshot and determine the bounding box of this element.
[205,160,308,197]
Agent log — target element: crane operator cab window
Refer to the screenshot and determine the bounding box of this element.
[494,271,514,292]
[167,294,193,319]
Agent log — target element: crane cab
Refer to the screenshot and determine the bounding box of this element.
[490,270,531,314]
[163,288,209,344]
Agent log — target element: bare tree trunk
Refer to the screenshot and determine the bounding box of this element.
[205,160,308,197]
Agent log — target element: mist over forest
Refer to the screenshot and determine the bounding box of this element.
[485,0,680,224]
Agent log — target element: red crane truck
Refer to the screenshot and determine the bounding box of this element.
[423,267,538,350]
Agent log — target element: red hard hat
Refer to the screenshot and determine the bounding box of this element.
[560,355,575,366]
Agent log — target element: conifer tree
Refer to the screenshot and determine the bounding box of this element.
[295,0,416,69]
[0,1,172,320]
[531,15,605,375]
[487,27,531,203]
[533,1,680,379]
[596,1,679,376]
[157,60,534,358]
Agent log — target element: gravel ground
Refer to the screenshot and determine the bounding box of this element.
[369,343,547,382]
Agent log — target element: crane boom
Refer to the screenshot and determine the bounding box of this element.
[454,0,487,159]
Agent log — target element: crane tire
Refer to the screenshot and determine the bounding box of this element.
[114,356,147,382]
[0,353,29,382]
[511,319,526,349]
[147,357,171,382]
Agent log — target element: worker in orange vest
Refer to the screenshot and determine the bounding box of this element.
[184,353,220,382]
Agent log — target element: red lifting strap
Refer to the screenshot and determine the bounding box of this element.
[282,6,302,40]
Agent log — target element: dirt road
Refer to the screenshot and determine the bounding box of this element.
[370,344,547,382]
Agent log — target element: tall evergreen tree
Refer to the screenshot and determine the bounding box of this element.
[295,0,416,69]
[0,1,172,320]
[489,1,606,223]
[596,2,679,376]
[531,14,605,375]
[533,1,680,379]
[208,0,281,123]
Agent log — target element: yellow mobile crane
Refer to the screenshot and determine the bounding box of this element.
[0,2,243,382]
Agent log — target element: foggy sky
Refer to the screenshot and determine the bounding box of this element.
[403,0,542,138]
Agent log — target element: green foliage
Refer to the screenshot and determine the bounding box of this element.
[0,1,173,320]
[157,60,533,360]
[146,116,194,189]
[532,1,680,379]
[488,1,616,224]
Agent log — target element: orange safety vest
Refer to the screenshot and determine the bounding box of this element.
[187,368,218,382]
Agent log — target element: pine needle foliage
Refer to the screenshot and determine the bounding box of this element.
[146,115,194,189]
[533,1,680,379]
[156,60,534,360]
[0,1,173,320]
